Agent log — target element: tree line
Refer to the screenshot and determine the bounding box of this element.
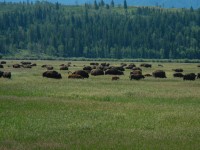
[0,1,200,59]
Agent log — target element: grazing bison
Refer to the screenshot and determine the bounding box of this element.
[0,71,3,77]
[140,63,152,68]
[120,63,127,67]
[42,64,47,68]
[183,73,196,81]
[73,70,89,78]
[105,69,124,75]
[130,74,145,80]
[101,63,110,67]
[1,61,6,64]
[91,69,104,76]
[111,66,125,71]
[125,64,136,69]
[13,64,21,68]
[21,61,31,65]
[197,73,200,79]
[152,70,167,78]
[90,62,99,66]
[112,76,120,80]
[0,64,3,68]
[68,74,84,79]
[60,66,68,70]
[172,68,183,72]
[173,73,184,78]
[23,65,32,68]
[3,72,11,79]
[31,63,37,66]
[43,71,62,79]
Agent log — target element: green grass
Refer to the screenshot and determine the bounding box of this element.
[0,60,200,149]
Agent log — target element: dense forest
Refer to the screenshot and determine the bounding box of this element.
[0,1,200,59]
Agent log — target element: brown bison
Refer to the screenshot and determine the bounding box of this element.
[140,63,152,68]
[43,71,62,79]
[197,73,200,79]
[144,74,152,77]
[112,76,120,80]
[172,68,183,72]
[41,64,47,68]
[173,73,184,78]
[47,65,53,70]
[31,63,37,66]
[60,66,68,70]
[3,72,11,79]
[101,63,110,67]
[13,64,21,68]
[111,66,125,71]
[105,69,124,75]
[183,73,196,81]
[125,64,136,69]
[21,61,31,65]
[90,62,99,66]
[0,71,3,77]
[132,67,142,71]
[152,70,167,78]
[73,70,89,78]
[0,64,3,68]
[130,70,142,75]
[91,69,104,76]
[83,66,92,71]
[130,74,145,80]
[120,63,127,67]
[68,74,84,79]
[1,61,6,64]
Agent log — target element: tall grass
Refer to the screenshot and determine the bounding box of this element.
[0,60,200,149]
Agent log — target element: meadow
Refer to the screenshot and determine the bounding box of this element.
[0,60,200,149]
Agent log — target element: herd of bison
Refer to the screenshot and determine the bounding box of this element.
[0,61,200,81]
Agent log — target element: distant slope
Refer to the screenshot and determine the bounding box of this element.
[1,0,200,8]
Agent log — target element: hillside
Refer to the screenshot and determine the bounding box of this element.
[0,2,200,59]
[1,0,200,8]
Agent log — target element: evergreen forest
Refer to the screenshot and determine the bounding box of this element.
[0,1,200,59]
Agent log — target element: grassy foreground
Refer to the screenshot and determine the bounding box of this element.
[0,60,200,149]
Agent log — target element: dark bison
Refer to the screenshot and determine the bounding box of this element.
[125,64,136,69]
[173,73,184,78]
[172,68,183,72]
[13,64,21,68]
[91,69,104,76]
[23,65,32,68]
[144,74,152,77]
[197,73,200,79]
[43,71,62,79]
[130,74,145,80]
[130,70,142,75]
[73,70,89,78]
[152,70,167,78]
[0,64,3,68]
[0,71,3,77]
[68,74,84,79]
[140,63,152,68]
[41,64,47,68]
[132,67,142,71]
[112,76,120,80]
[47,65,53,70]
[21,61,31,65]
[83,66,92,71]
[31,63,37,67]
[3,72,11,79]
[90,62,99,66]
[183,73,196,81]
[101,63,110,67]
[197,65,200,67]
[1,61,6,64]
[60,66,68,70]
[120,63,127,67]
[105,69,124,75]
[111,66,125,71]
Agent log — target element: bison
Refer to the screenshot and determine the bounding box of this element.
[130,70,142,75]
[173,73,184,78]
[105,69,124,75]
[0,64,3,68]
[21,61,31,65]
[90,62,99,66]
[125,64,136,69]
[152,70,167,78]
[140,63,152,68]
[172,68,183,72]
[3,72,11,79]
[0,71,3,77]
[23,65,32,68]
[197,73,200,79]
[13,64,21,68]
[91,69,104,76]
[60,66,68,70]
[73,70,89,78]
[112,76,120,80]
[68,74,84,79]
[132,67,142,71]
[130,74,145,80]
[144,74,152,77]
[83,66,92,71]
[1,61,6,64]
[31,63,37,67]
[183,73,196,81]
[46,65,53,70]
[43,71,62,79]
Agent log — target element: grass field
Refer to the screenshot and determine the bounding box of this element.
[0,60,200,149]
